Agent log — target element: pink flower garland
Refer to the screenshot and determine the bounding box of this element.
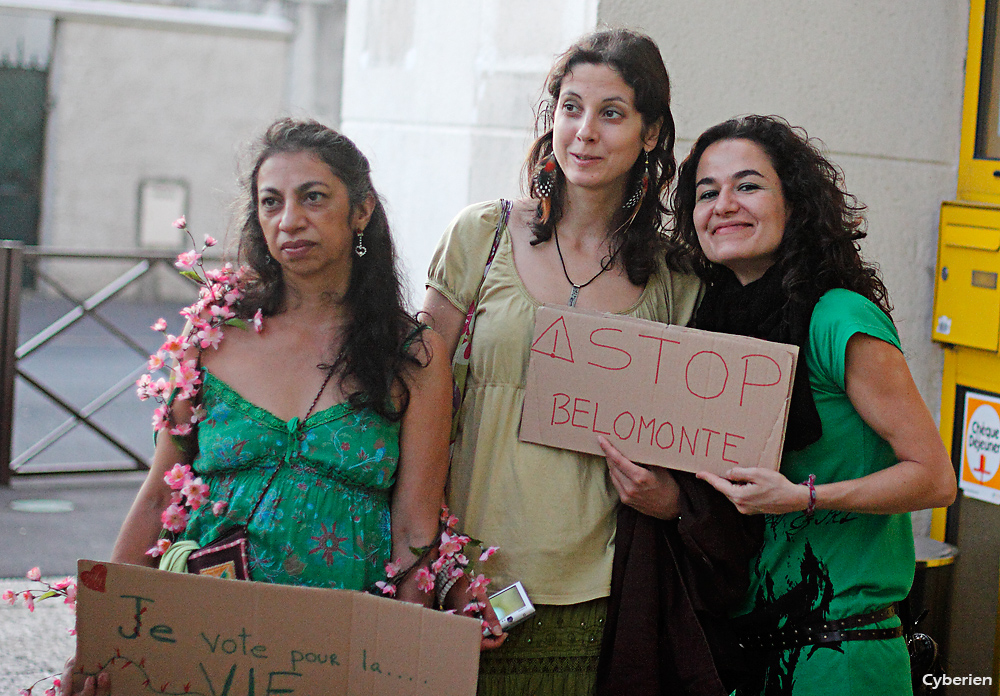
[3,568,78,694]
[373,506,499,630]
[137,218,262,558]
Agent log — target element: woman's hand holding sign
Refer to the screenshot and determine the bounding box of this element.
[599,435,680,519]
[696,467,809,515]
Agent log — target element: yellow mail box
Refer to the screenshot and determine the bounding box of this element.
[933,202,1000,351]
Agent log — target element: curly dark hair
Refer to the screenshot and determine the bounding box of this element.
[669,114,892,318]
[234,118,424,421]
[522,27,676,286]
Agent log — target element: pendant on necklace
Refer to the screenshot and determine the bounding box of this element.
[568,285,581,307]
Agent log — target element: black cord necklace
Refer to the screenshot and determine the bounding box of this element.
[553,228,618,307]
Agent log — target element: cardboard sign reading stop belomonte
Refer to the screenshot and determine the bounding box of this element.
[519,305,797,474]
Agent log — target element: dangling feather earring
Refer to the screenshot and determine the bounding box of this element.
[622,150,650,212]
[533,154,558,225]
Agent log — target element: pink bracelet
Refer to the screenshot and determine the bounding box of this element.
[800,474,817,516]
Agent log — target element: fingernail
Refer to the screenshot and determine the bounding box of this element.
[492,626,502,636]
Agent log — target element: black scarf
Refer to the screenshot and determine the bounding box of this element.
[693,265,821,452]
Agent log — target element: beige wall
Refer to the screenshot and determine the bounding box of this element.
[39,16,289,294]
[340,0,598,306]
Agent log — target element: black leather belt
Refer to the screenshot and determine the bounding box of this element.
[738,605,903,652]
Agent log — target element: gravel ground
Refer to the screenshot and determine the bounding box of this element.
[0,578,77,695]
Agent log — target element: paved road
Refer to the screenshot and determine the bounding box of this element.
[3,295,188,575]
[2,295,186,690]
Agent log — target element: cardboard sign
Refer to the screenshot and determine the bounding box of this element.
[959,390,1000,505]
[74,560,481,696]
[520,306,797,475]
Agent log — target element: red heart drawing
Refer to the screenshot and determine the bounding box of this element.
[80,564,107,593]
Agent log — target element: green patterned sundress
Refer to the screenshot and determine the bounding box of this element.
[179,369,398,591]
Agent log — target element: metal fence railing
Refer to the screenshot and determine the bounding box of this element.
[0,241,193,485]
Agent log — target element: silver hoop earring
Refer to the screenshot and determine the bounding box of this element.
[354,230,367,257]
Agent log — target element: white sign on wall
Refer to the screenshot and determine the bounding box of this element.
[960,390,1000,505]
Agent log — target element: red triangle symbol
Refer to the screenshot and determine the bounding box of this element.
[531,315,575,363]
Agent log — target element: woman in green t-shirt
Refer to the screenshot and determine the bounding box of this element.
[669,115,957,696]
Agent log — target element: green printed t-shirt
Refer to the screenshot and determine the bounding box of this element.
[180,369,397,591]
[735,289,914,696]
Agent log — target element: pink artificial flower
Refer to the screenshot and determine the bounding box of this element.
[151,404,170,432]
[150,378,170,399]
[180,306,204,325]
[169,423,192,437]
[146,539,172,558]
[252,309,264,334]
[190,405,208,424]
[479,546,499,562]
[161,503,189,533]
[135,374,152,400]
[175,359,201,388]
[204,235,217,247]
[67,627,77,636]
[151,318,168,332]
[224,289,241,306]
[18,689,30,696]
[374,581,396,597]
[197,325,223,350]
[464,601,485,613]
[212,500,228,516]
[160,334,185,359]
[415,567,435,593]
[384,559,403,579]
[26,567,41,582]
[454,553,468,567]
[182,477,209,510]
[44,687,56,696]
[64,583,76,607]
[468,573,490,594]
[209,303,234,321]
[147,353,165,372]
[163,463,193,490]
[53,678,61,689]
[2,590,15,605]
[172,216,187,229]
[52,577,73,590]
[175,250,201,271]
[439,532,462,557]
[22,592,35,612]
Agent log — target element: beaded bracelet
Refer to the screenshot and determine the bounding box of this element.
[436,574,461,609]
[800,474,817,516]
[435,559,460,608]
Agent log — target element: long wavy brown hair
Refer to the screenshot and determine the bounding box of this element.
[234,118,424,421]
[669,114,892,318]
[522,27,676,286]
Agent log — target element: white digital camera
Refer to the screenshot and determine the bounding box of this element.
[483,580,535,636]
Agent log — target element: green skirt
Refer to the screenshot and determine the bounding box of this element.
[477,598,607,696]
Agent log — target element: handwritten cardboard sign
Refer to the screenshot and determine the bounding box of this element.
[74,560,481,696]
[519,305,797,474]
